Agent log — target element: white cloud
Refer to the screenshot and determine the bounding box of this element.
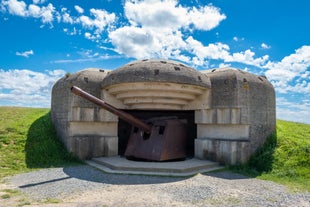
[28,4,40,17]
[124,0,225,31]
[52,54,119,64]
[219,63,231,68]
[62,11,73,24]
[32,0,46,4]
[264,45,310,93]
[85,32,92,39]
[110,0,226,61]
[74,5,84,14]
[16,50,34,58]
[233,36,244,42]
[2,0,27,16]
[109,25,189,59]
[108,0,270,68]
[0,69,66,108]
[1,0,117,34]
[63,27,79,36]
[1,0,56,24]
[109,26,155,58]
[228,50,269,67]
[185,36,230,65]
[261,43,271,49]
[78,8,116,34]
[188,5,226,30]
[77,49,99,58]
[84,32,100,41]
[124,0,187,29]
[39,3,55,23]
[276,97,310,124]
[185,36,269,67]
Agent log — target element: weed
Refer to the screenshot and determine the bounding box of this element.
[1,194,10,199]
[0,189,21,200]
[18,202,32,207]
[43,198,62,204]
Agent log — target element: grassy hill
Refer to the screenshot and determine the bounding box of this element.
[0,107,79,178]
[0,107,309,191]
[232,120,310,192]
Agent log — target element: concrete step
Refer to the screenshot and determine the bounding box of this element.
[87,156,224,177]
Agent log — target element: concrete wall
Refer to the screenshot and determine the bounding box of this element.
[195,68,276,164]
[51,68,119,159]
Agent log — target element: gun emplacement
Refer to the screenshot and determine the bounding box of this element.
[70,85,187,161]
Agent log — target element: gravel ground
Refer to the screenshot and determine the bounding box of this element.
[1,164,309,207]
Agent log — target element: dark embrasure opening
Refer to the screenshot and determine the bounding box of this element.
[118,110,196,158]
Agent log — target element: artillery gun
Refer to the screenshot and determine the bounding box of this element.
[71,86,187,161]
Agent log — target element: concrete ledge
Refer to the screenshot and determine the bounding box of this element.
[69,122,118,136]
[197,124,250,140]
[195,108,241,124]
[87,156,224,177]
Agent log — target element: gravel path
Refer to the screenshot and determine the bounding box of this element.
[1,164,309,207]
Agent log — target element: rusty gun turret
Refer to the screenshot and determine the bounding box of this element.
[71,85,187,161]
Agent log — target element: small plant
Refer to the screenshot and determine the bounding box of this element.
[0,189,20,199]
[43,198,62,204]
[1,194,10,199]
[18,201,32,207]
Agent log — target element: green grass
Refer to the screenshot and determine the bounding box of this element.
[232,120,310,192]
[0,107,80,179]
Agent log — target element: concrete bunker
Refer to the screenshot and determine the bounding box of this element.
[51,59,276,165]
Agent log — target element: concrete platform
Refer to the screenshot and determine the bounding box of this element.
[87,156,224,177]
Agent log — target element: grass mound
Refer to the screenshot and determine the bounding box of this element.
[0,107,80,179]
[232,120,310,192]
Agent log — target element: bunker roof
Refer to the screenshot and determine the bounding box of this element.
[64,68,109,83]
[101,59,211,88]
[202,67,273,88]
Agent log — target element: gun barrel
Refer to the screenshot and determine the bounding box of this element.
[71,86,151,133]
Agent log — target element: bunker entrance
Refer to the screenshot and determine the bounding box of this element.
[118,110,196,160]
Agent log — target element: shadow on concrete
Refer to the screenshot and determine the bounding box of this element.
[63,164,187,185]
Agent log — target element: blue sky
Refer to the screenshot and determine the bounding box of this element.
[0,0,309,123]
